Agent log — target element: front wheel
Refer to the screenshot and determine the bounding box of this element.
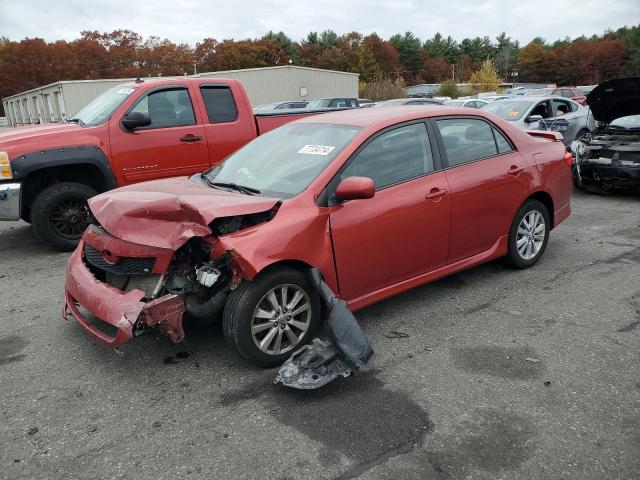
[223,267,321,367]
[505,199,550,269]
[30,182,97,251]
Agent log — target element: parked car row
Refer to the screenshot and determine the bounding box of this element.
[253,97,362,114]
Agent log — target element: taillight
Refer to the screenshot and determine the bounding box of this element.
[564,152,573,168]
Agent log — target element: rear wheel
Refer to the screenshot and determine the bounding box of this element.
[223,267,321,367]
[31,182,97,251]
[505,199,550,269]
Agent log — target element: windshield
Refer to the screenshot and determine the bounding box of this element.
[203,123,361,198]
[445,100,465,106]
[482,100,533,121]
[71,86,138,126]
[609,115,640,129]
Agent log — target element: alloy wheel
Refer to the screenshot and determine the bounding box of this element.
[516,210,546,260]
[251,284,312,355]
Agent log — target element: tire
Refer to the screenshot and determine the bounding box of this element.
[223,266,321,367]
[31,182,97,251]
[504,199,550,269]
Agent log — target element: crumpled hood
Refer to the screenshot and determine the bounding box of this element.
[587,77,640,124]
[88,177,280,250]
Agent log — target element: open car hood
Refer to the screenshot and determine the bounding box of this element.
[88,177,280,250]
[587,77,640,124]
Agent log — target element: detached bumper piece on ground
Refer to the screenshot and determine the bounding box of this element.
[276,269,376,390]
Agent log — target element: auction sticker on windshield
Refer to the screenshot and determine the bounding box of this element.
[117,88,135,95]
[298,145,336,155]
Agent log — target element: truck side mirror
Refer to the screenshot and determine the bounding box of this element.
[121,112,151,131]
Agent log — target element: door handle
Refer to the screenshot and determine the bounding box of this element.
[180,134,202,142]
[425,188,448,199]
[508,165,524,175]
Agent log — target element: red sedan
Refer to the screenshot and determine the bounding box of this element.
[63,106,572,366]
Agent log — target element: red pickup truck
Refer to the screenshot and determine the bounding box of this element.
[0,78,318,249]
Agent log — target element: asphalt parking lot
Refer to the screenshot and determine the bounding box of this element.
[1,190,639,480]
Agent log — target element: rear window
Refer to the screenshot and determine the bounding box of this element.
[200,86,238,123]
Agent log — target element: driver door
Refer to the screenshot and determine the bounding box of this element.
[328,122,451,303]
[109,86,209,185]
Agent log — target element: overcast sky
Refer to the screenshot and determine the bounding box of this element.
[1,0,637,45]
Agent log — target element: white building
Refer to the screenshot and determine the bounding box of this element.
[2,66,359,127]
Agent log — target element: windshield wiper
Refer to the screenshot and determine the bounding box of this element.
[201,176,261,195]
[66,117,84,126]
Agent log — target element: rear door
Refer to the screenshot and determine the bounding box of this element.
[328,122,450,302]
[433,116,532,262]
[197,84,257,166]
[109,85,209,185]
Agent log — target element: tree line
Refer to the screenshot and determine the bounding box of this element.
[1,25,639,112]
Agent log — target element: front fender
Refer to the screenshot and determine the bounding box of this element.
[212,207,340,294]
[10,145,117,189]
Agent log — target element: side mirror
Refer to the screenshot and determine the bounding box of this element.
[526,114,543,124]
[121,112,151,131]
[335,176,375,202]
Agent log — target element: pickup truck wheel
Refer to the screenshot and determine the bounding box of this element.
[505,199,550,269]
[31,182,97,251]
[223,267,321,367]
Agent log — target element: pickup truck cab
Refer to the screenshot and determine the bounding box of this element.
[0,78,316,249]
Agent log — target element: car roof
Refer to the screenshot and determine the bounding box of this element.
[298,105,497,129]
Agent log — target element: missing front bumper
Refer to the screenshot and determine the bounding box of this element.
[63,244,186,347]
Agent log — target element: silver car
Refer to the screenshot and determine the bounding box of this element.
[481,96,595,145]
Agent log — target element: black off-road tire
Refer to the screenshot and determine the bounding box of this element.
[504,199,551,269]
[223,267,321,367]
[31,182,97,251]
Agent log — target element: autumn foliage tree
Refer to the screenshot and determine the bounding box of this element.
[2,25,640,116]
[468,59,502,93]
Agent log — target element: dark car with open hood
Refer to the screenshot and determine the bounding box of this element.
[571,77,640,193]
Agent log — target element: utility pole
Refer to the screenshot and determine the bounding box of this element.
[452,64,455,83]
[193,62,197,75]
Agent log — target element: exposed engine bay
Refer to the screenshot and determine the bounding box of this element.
[572,130,640,192]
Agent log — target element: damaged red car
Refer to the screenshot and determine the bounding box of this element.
[63,107,572,366]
